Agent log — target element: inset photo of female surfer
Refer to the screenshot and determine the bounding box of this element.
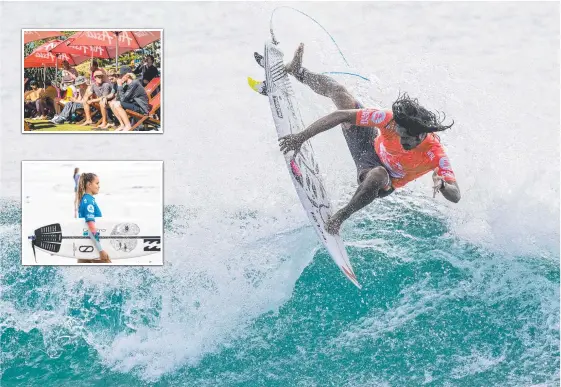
[22,161,163,265]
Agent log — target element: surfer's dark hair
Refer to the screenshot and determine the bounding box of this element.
[391,93,454,136]
[77,173,97,202]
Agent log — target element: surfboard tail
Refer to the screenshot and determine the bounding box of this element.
[33,223,62,255]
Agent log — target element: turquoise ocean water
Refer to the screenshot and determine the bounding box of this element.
[1,2,559,386]
[2,196,559,386]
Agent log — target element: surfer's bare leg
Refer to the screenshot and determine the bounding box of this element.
[286,43,357,110]
[325,167,390,234]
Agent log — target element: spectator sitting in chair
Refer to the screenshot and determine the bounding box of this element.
[109,67,150,131]
[24,80,45,119]
[104,70,121,126]
[55,83,77,115]
[107,70,119,97]
[81,70,113,129]
[51,76,90,125]
[89,59,107,84]
[35,80,58,120]
[133,55,159,86]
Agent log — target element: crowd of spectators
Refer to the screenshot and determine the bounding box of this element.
[24,55,160,131]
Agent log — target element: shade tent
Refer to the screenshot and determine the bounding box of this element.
[23,31,63,44]
[66,31,161,69]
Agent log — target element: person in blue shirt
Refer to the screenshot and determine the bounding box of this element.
[73,167,80,218]
[76,173,111,263]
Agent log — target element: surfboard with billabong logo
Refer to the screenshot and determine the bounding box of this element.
[28,220,162,260]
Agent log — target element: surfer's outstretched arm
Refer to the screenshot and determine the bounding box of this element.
[279,110,357,154]
[286,43,358,110]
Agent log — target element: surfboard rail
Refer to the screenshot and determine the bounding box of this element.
[263,41,361,289]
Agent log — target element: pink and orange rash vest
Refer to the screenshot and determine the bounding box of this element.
[355,108,456,189]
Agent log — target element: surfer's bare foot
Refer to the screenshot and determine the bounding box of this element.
[286,43,304,75]
[325,213,344,235]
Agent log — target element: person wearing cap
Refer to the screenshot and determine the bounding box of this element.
[50,76,90,125]
[277,43,461,235]
[81,70,113,129]
[89,59,107,84]
[108,66,150,131]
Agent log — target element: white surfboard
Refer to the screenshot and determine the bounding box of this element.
[263,42,361,289]
[28,219,162,260]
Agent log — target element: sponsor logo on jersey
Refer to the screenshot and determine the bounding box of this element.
[378,143,405,178]
[371,111,386,124]
[87,204,95,213]
[359,110,372,125]
[427,151,435,161]
[439,157,452,171]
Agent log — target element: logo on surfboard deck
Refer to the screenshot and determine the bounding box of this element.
[143,238,161,252]
[272,96,283,118]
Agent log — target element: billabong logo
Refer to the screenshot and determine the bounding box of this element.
[272,96,283,118]
[143,238,161,252]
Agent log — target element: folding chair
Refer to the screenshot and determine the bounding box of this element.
[125,92,161,131]
[144,77,160,102]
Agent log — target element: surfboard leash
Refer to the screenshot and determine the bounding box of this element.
[269,6,371,82]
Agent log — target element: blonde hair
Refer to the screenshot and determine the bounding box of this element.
[77,173,97,203]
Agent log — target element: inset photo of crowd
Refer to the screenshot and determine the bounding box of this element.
[22,29,162,133]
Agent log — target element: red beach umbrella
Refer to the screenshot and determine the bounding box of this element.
[23,30,63,44]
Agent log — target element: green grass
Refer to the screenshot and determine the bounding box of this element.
[25,120,116,132]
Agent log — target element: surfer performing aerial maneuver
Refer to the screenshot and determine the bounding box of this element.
[249,36,461,288]
[277,43,461,234]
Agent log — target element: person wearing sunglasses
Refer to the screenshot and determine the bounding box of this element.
[277,44,461,235]
[81,70,112,129]
[89,59,107,84]
[108,66,150,131]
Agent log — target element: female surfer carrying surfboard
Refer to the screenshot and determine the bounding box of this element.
[76,173,112,263]
[279,43,461,235]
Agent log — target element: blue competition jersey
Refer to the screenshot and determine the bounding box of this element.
[78,194,102,222]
